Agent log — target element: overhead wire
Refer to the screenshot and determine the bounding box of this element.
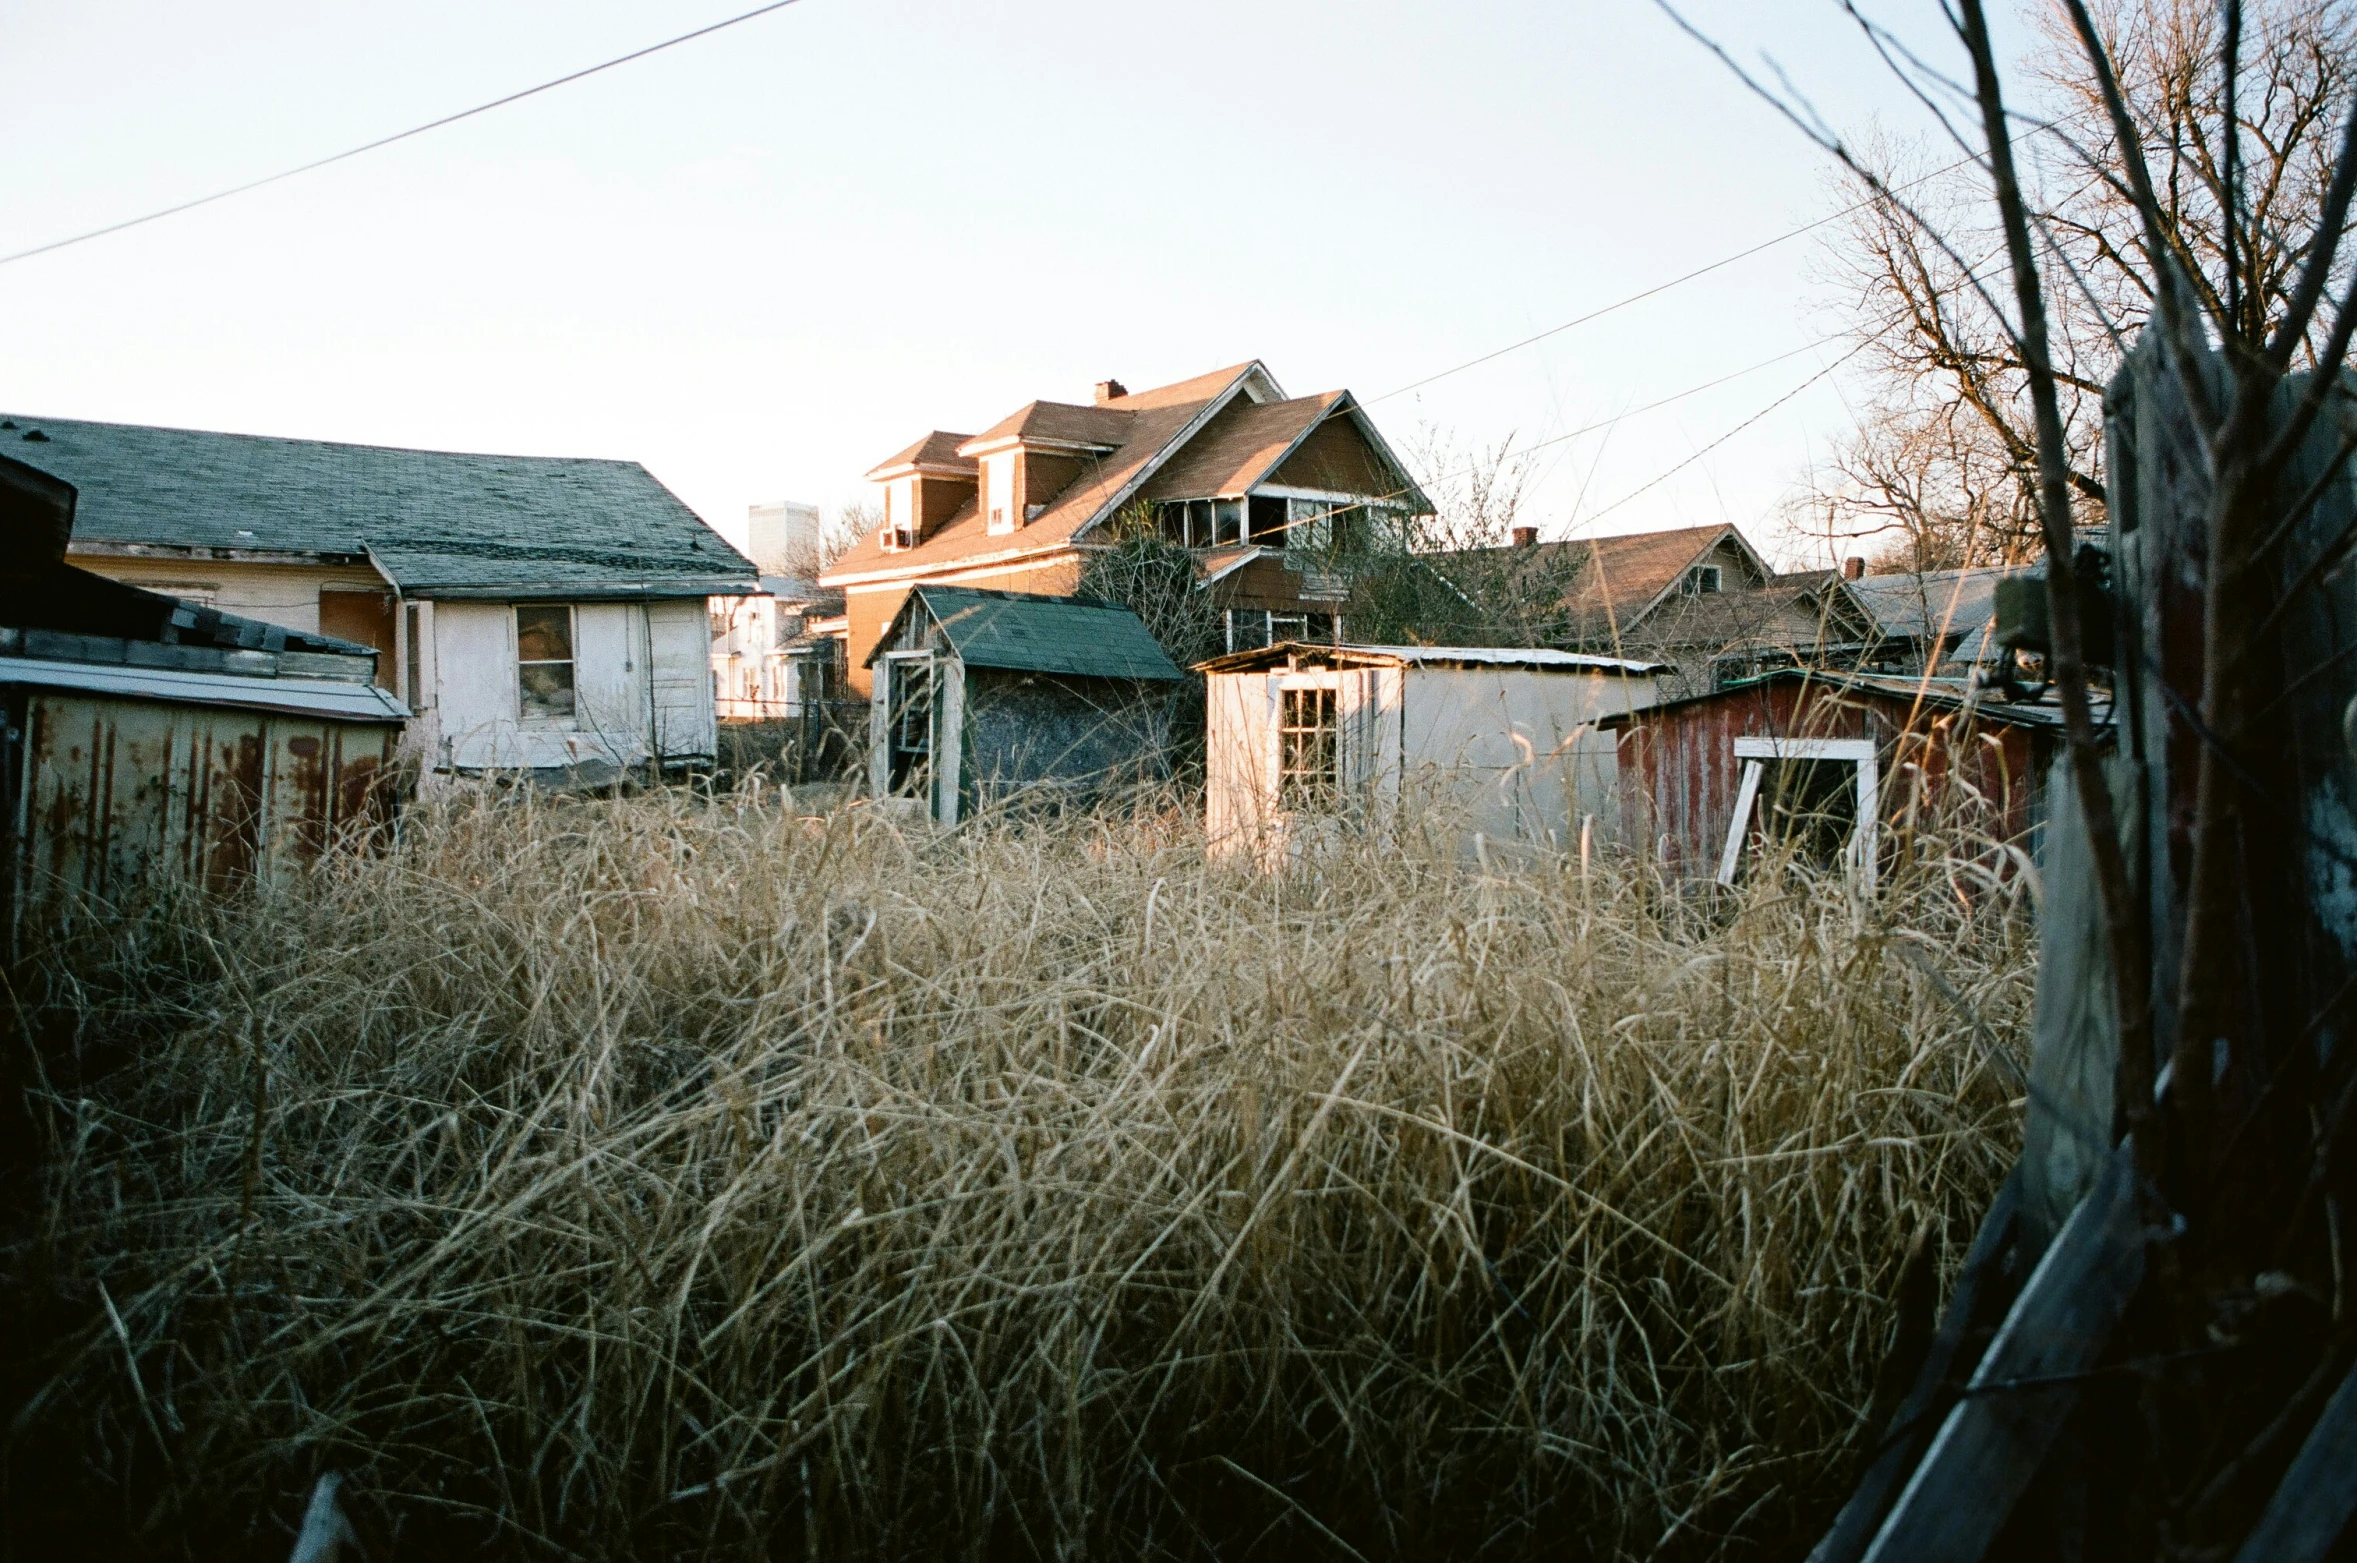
[0,0,813,269]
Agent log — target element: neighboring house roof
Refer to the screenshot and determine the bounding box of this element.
[1196,641,1670,675]
[867,431,978,477]
[1846,566,2018,665]
[874,586,1185,681]
[1428,522,1765,644]
[1633,572,1874,661]
[825,362,1430,587]
[754,575,842,611]
[6,414,756,601]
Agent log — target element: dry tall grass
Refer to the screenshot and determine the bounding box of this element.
[4,785,2031,1560]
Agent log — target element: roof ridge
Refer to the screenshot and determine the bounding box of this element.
[0,411,647,469]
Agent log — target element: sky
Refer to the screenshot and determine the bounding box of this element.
[0,1,2021,565]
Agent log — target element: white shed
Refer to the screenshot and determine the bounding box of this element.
[1198,642,1667,860]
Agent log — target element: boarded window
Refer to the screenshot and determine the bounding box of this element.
[1279,686,1338,809]
[516,605,577,722]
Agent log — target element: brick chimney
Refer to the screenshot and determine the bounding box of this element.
[1843,555,1866,580]
[1511,525,1539,548]
[1092,378,1128,406]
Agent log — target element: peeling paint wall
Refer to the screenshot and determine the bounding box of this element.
[418,598,717,773]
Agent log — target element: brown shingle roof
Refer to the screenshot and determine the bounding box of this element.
[866,430,977,478]
[1139,393,1341,500]
[961,401,1132,452]
[1101,363,1263,410]
[828,366,1264,582]
[1431,523,1741,642]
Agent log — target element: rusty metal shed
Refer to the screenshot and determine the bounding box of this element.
[1607,667,2075,887]
[0,454,406,940]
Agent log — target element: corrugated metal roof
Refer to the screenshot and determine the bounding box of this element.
[890,587,1185,681]
[8,414,755,599]
[1602,666,2084,730]
[1195,640,1670,676]
[0,654,409,722]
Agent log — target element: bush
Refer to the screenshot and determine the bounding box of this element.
[3,786,2028,1560]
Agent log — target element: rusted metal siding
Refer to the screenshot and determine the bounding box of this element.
[1618,679,2053,876]
[10,689,397,932]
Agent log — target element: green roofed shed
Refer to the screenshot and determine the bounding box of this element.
[866,587,1188,825]
[868,586,1184,681]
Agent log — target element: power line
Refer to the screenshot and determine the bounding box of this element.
[0,0,812,269]
[1568,340,1870,533]
[1365,136,2051,407]
[1456,332,1846,470]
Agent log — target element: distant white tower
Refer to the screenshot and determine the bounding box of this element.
[746,501,822,577]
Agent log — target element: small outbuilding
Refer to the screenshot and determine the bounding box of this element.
[0,456,406,941]
[1196,641,1668,861]
[866,586,1186,823]
[1607,667,2072,890]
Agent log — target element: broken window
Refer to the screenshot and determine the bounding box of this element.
[1288,497,1333,553]
[886,655,935,796]
[1248,494,1288,544]
[1681,565,1723,596]
[1279,685,1339,810]
[516,604,576,722]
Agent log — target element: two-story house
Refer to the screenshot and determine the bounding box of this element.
[820,361,1430,695]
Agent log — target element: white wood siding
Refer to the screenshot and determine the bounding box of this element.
[422,597,718,774]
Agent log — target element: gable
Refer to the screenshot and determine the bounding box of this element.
[1270,413,1400,498]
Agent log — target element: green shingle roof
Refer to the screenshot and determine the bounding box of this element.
[892,587,1184,681]
[3,413,756,601]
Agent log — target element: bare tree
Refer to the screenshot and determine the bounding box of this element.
[1662,0,2357,1554]
[780,501,872,580]
[1806,0,2357,571]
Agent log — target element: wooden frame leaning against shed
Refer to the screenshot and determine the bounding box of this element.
[1716,733,1880,893]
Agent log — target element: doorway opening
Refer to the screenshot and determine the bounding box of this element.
[1715,736,1880,891]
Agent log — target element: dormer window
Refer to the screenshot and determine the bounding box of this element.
[981,453,1022,535]
[1681,565,1723,596]
[882,484,917,550]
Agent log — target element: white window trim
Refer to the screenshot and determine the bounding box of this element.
[1717,736,1880,893]
[514,603,579,729]
[1733,736,1875,761]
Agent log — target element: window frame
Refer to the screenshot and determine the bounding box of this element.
[514,603,579,726]
[1275,674,1342,812]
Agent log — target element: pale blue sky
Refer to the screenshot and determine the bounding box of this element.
[0,2,2016,562]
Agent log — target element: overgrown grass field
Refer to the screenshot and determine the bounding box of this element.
[3,786,2031,1560]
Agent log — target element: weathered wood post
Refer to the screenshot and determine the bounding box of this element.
[1812,329,2357,1563]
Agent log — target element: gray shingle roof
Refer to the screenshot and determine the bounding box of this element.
[4,413,756,601]
[886,586,1184,681]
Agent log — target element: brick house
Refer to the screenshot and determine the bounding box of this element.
[820,362,1431,696]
